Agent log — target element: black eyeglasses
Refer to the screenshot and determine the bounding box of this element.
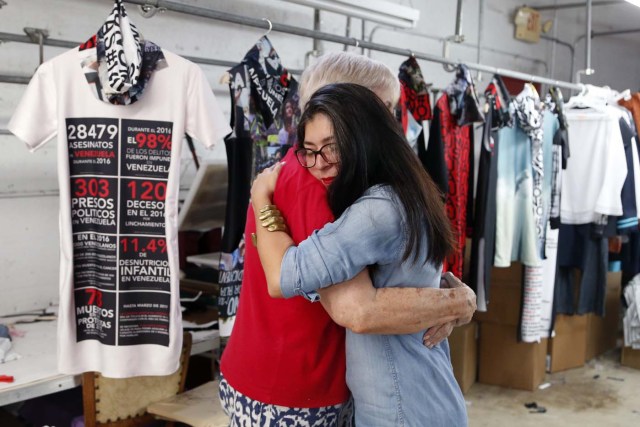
[295,143,340,168]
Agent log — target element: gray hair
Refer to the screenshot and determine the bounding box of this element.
[299,52,400,111]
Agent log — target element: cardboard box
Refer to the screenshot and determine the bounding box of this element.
[621,346,640,369]
[478,322,547,391]
[473,264,523,326]
[449,321,477,394]
[548,314,588,372]
[585,271,622,360]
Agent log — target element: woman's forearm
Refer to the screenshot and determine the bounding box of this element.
[320,280,475,334]
[362,286,475,334]
[252,194,294,298]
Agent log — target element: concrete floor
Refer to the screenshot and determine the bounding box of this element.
[466,349,640,427]
[3,350,636,426]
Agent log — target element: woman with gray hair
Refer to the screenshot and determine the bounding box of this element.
[298,51,401,111]
[220,52,474,426]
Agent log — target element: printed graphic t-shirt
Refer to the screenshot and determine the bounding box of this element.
[9,47,229,378]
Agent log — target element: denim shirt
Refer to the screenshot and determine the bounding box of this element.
[281,185,467,427]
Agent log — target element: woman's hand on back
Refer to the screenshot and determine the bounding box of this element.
[251,161,285,207]
[440,272,476,326]
[423,322,455,349]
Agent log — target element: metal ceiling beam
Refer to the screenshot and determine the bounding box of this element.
[0,74,31,84]
[0,31,76,49]
[593,27,640,36]
[534,0,621,11]
[368,26,550,75]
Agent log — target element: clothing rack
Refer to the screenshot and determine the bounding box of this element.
[124,0,588,93]
[0,31,304,85]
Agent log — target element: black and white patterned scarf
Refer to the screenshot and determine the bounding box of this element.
[510,84,546,243]
[97,0,143,100]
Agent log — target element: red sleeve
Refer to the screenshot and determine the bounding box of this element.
[274,149,334,244]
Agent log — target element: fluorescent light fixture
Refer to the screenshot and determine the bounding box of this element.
[625,0,640,7]
[280,0,420,28]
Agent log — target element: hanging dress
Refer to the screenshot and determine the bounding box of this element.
[470,75,510,311]
[218,36,300,336]
[427,65,483,278]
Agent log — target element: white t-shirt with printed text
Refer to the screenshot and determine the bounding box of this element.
[9,47,229,378]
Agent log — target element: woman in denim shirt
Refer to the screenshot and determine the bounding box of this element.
[251,83,468,426]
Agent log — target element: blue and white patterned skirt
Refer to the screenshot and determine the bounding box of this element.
[219,375,354,427]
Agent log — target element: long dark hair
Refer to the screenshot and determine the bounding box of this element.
[297,83,455,264]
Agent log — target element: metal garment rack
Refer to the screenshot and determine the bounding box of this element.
[0,30,303,86]
[123,0,587,92]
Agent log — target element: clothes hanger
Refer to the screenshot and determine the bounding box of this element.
[219,71,231,85]
[443,60,457,73]
[578,84,587,97]
[549,86,564,103]
[565,84,608,112]
[219,19,272,86]
[614,89,631,102]
[564,85,587,109]
[525,81,539,99]
[262,18,273,37]
[586,84,615,101]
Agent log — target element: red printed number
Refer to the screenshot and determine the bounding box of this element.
[120,237,167,253]
[74,178,109,197]
[135,132,172,150]
[86,288,103,307]
[127,181,167,200]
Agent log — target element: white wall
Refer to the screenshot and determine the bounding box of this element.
[1,0,640,315]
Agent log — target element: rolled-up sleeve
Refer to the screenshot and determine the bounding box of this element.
[279,186,407,300]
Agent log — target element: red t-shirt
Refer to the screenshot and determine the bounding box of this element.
[220,149,348,407]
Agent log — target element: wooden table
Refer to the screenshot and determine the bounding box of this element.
[147,380,229,427]
[0,319,219,407]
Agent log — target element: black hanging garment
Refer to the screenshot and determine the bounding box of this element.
[554,223,609,316]
[615,116,639,233]
[469,75,511,308]
[218,36,300,330]
[428,65,484,279]
[608,115,639,285]
[546,87,570,229]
